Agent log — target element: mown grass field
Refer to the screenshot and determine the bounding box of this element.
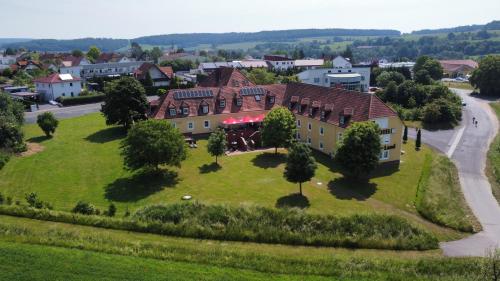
[0,113,473,239]
[0,215,484,281]
[487,102,500,202]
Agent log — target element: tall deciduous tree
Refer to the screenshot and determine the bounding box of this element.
[284,143,317,195]
[207,128,227,165]
[71,49,83,57]
[0,92,24,151]
[414,56,443,81]
[36,112,59,137]
[470,55,500,96]
[245,68,277,85]
[87,46,101,62]
[121,120,187,172]
[261,107,296,154]
[335,122,381,178]
[101,77,148,129]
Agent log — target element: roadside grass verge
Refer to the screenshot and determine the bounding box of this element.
[0,215,483,280]
[487,102,500,203]
[443,81,475,91]
[0,203,438,250]
[415,154,480,232]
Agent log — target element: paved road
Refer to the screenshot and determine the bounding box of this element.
[24,96,159,124]
[409,89,500,257]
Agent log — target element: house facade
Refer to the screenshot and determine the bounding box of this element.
[298,67,371,92]
[439,60,478,78]
[151,68,402,164]
[264,55,295,71]
[134,63,173,87]
[34,73,82,101]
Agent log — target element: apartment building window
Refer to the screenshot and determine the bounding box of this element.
[182,107,189,115]
[319,127,324,135]
[307,137,312,145]
[204,120,210,128]
[379,150,389,160]
[62,93,66,96]
[219,99,226,108]
[308,123,312,131]
[188,122,194,130]
[70,83,73,87]
[319,142,324,150]
[296,132,301,140]
[339,116,345,126]
[314,78,320,83]
[337,133,343,142]
[297,119,301,127]
[171,122,176,128]
[71,92,74,97]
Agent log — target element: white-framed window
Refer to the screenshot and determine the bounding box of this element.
[182,107,189,115]
[314,77,320,83]
[382,134,391,144]
[307,137,312,145]
[236,98,242,106]
[220,99,226,108]
[319,127,324,136]
[203,120,210,129]
[169,108,176,116]
[319,141,324,150]
[297,119,301,127]
[380,150,389,160]
[202,105,209,114]
[255,95,261,101]
[296,132,301,140]
[308,123,312,131]
[187,122,194,130]
[337,133,343,142]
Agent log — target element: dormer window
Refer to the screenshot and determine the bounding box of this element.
[255,95,261,102]
[169,108,177,116]
[219,99,226,108]
[182,107,189,115]
[267,94,275,104]
[339,115,345,126]
[320,110,325,120]
[202,104,209,114]
[309,107,314,116]
[235,96,242,106]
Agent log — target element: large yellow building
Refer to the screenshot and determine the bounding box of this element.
[151,68,403,164]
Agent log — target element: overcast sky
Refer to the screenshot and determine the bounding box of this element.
[1,0,499,39]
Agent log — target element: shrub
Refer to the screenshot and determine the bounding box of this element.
[0,192,4,204]
[24,192,53,210]
[0,151,10,170]
[56,93,105,106]
[0,203,438,251]
[106,203,117,217]
[72,201,100,215]
[36,112,59,137]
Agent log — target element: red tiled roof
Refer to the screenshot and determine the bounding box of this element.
[134,63,172,81]
[159,66,174,79]
[199,67,255,88]
[152,73,398,127]
[439,60,478,73]
[33,73,81,84]
[97,53,124,63]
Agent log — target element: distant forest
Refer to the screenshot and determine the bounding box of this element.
[410,20,500,35]
[1,28,401,52]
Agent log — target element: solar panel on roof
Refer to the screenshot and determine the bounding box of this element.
[173,90,214,100]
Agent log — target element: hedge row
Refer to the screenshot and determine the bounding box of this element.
[0,203,439,250]
[56,94,105,106]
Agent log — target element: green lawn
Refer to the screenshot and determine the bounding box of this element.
[0,113,463,239]
[487,102,500,202]
[0,241,330,281]
[0,215,483,281]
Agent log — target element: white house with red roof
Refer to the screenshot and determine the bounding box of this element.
[133,63,173,87]
[34,73,82,101]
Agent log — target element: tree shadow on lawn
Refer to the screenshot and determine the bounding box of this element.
[251,152,287,169]
[85,127,126,144]
[199,162,221,174]
[26,135,52,143]
[312,150,399,179]
[276,193,310,209]
[104,170,179,202]
[327,177,377,201]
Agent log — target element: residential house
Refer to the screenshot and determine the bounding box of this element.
[80,61,145,80]
[264,55,295,71]
[439,60,478,78]
[0,55,16,70]
[96,53,132,64]
[34,73,82,101]
[58,55,91,78]
[134,63,173,87]
[158,52,200,63]
[198,60,268,73]
[151,68,402,164]
[10,60,43,73]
